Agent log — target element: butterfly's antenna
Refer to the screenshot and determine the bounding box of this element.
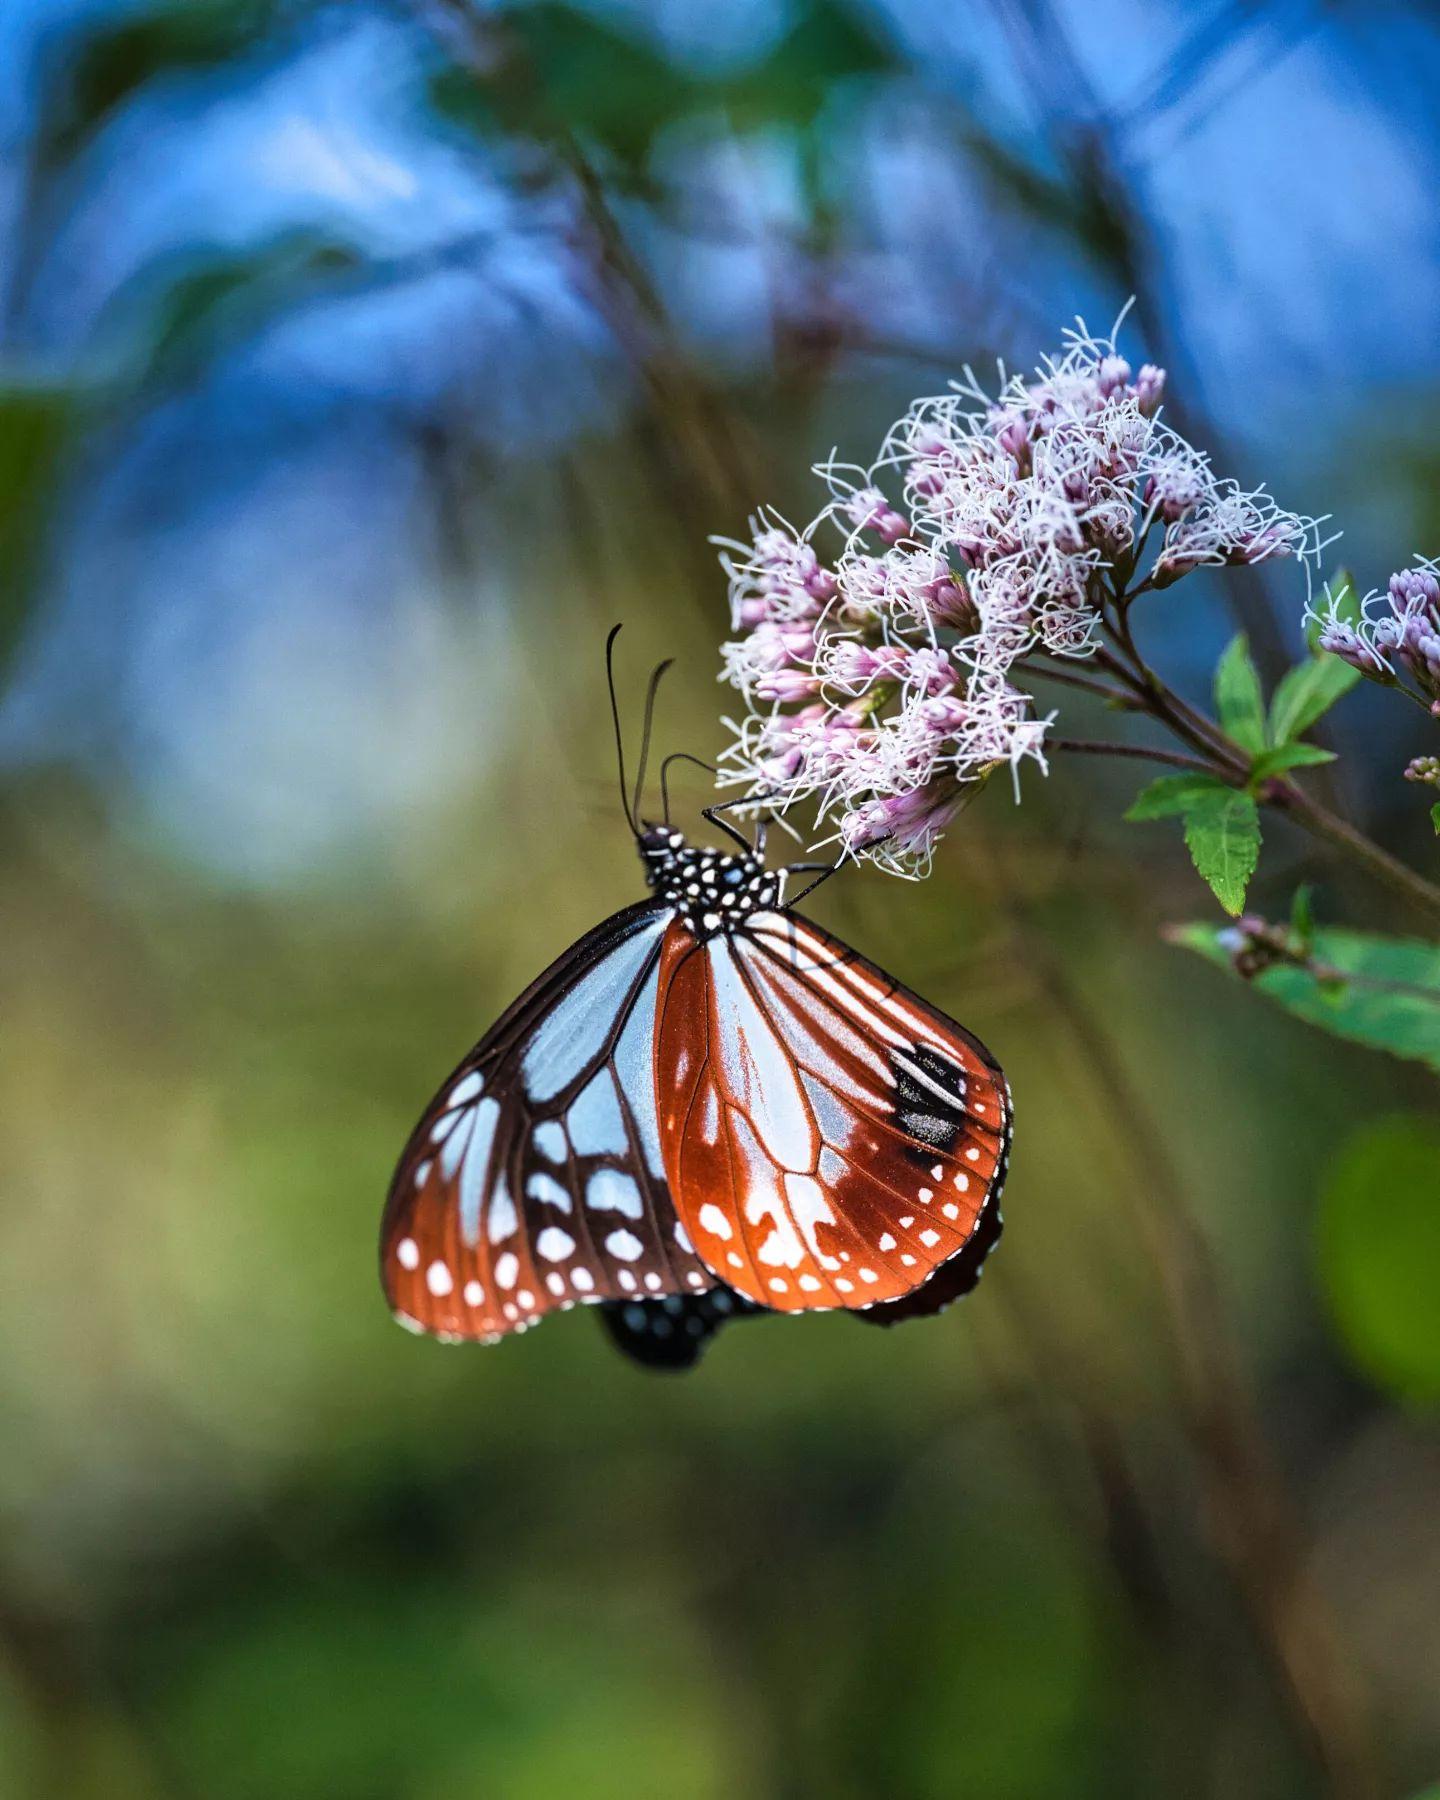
[605,624,639,837]
[631,658,674,826]
[658,752,717,827]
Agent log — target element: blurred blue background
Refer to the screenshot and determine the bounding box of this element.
[1,3,1438,1796]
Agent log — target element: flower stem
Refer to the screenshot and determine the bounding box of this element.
[1051,738,1219,776]
[1266,779,1440,926]
[1095,616,1440,926]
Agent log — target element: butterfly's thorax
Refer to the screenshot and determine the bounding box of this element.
[638,828,780,938]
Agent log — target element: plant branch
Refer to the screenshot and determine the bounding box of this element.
[1051,737,1221,776]
[1092,616,1440,926]
[1265,779,1440,926]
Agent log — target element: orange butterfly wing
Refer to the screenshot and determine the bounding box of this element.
[654,910,1010,1313]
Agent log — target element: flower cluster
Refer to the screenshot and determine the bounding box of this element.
[1310,558,1440,711]
[716,314,1320,874]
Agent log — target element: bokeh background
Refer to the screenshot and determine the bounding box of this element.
[2,2,1439,1796]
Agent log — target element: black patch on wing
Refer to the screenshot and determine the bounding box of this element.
[599,1285,764,1370]
[891,1042,974,1149]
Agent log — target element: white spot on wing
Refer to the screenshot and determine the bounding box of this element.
[495,1251,519,1289]
[449,1072,483,1106]
[488,1181,517,1244]
[605,1228,644,1262]
[396,1238,419,1270]
[698,1202,733,1241]
[534,1121,567,1163]
[536,1226,576,1263]
[426,1261,453,1296]
[526,1170,571,1211]
[586,1168,643,1219]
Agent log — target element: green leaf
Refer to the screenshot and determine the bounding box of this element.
[1432,801,1440,837]
[1214,633,1267,754]
[1267,654,1361,746]
[1316,1117,1440,1404]
[1123,772,1231,821]
[1170,923,1440,1073]
[1182,790,1260,915]
[1248,742,1338,780]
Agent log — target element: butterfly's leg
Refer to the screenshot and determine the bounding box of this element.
[783,858,847,906]
[701,796,763,855]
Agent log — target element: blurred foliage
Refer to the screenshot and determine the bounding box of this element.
[1317,1117,1440,1404]
[0,384,74,683]
[31,0,290,173]
[2,0,1440,1796]
[1173,921,1440,1073]
[432,0,895,168]
[97,230,364,394]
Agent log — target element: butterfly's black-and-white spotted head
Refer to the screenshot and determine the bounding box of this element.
[637,826,781,939]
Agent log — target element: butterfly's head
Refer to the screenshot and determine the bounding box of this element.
[637,826,780,935]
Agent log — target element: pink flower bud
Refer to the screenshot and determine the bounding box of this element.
[755,669,823,703]
[1097,354,1131,397]
[1134,364,1165,415]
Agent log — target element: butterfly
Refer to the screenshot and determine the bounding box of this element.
[380,640,1012,1369]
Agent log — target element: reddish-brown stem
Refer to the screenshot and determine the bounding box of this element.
[1024,660,1140,706]
[1051,737,1220,776]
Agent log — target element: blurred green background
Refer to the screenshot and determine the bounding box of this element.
[1,2,1438,1796]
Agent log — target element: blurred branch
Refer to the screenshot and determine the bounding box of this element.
[414,0,765,554]
[990,0,1297,689]
[975,849,1380,1800]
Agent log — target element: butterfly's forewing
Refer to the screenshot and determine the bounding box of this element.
[381,901,717,1343]
[654,909,1010,1314]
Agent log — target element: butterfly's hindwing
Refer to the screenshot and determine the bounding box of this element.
[599,1283,765,1369]
[381,901,717,1344]
[655,909,1011,1314]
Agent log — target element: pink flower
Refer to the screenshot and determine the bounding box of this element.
[715,309,1317,874]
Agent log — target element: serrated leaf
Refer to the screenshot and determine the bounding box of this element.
[1317,1117,1440,1404]
[1123,772,1231,821]
[1182,790,1260,915]
[1249,742,1338,780]
[1214,633,1267,753]
[1170,922,1440,1073]
[1267,654,1361,746]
